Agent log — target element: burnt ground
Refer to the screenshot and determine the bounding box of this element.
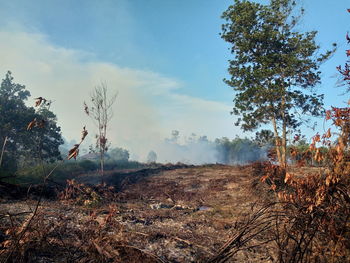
[0,164,275,263]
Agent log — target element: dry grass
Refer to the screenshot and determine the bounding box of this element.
[0,164,273,263]
[3,160,347,262]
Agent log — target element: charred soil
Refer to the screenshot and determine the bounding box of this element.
[0,164,274,263]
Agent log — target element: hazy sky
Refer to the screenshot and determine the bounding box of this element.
[0,0,349,157]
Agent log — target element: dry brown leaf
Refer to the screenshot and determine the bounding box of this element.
[34,97,46,107]
[68,144,80,160]
[27,120,36,130]
[81,126,88,141]
[284,172,293,184]
[260,175,269,183]
[313,133,321,143]
[84,102,89,115]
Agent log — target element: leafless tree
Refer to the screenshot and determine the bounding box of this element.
[84,82,117,183]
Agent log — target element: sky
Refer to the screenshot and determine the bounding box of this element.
[0,0,349,161]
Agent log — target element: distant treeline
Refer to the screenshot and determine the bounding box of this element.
[214,137,267,165]
[73,134,269,166]
[150,131,270,165]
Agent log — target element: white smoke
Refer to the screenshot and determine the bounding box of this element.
[0,29,242,164]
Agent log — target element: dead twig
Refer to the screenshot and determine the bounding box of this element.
[1,162,62,263]
[0,136,8,168]
[0,211,32,220]
[114,244,167,263]
[171,236,214,254]
[207,203,281,263]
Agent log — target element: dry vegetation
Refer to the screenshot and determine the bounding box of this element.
[1,8,350,262]
[0,164,276,263]
[2,78,350,263]
[2,102,350,263]
[1,117,350,263]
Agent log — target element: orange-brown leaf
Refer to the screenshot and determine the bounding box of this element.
[34,97,46,107]
[260,175,269,183]
[314,149,323,163]
[271,184,277,191]
[68,144,80,160]
[325,128,331,139]
[313,133,321,143]
[284,172,293,184]
[335,118,343,126]
[27,119,36,130]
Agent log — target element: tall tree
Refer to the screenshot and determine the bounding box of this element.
[254,129,275,147]
[84,82,117,183]
[0,71,63,171]
[24,104,64,165]
[221,0,335,167]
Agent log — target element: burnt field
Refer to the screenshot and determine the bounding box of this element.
[0,164,275,263]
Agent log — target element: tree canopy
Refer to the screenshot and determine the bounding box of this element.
[215,137,264,164]
[0,71,63,172]
[108,147,130,162]
[221,0,335,167]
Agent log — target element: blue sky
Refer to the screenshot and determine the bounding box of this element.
[0,0,349,158]
[0,0,232,100]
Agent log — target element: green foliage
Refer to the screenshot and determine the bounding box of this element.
[221,0,335,166]
[215,137,264,164]
[103,160,145,170]
[222,0,334,128]
[15,159,145,185]
[107,147,130,161]
[17,161,89,184]
[0,71,63,172]
[253,129,275,146]
[78,160,98,171]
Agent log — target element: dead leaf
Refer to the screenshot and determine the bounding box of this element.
[27,118,37,130]
[68,144,80,160]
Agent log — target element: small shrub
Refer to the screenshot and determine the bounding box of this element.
[78,159,98,171]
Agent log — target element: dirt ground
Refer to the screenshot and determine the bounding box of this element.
[0,164,275,263]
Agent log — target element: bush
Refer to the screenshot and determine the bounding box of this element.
[14,159,146,185]
[78,160,98,171]
[103,160,145,170]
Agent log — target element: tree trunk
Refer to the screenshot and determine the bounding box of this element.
[281,122,287,168]
[281,95,287,168]
[271,116,283,165]
[0,136,8,167]
[100,149,104,184]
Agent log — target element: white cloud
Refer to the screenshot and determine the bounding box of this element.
[0,30,241,161]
